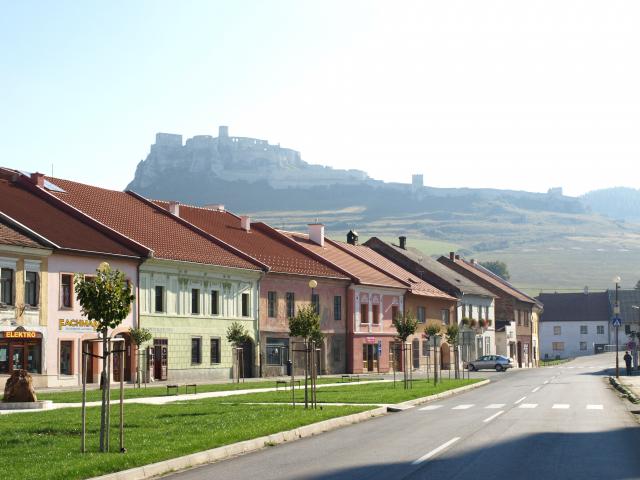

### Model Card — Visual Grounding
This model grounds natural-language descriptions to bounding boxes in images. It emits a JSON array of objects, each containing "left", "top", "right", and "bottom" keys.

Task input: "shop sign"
[
  {"left": 1, "top": 330, "right": 40, "bottom": 339},
  {"left": 58, "top": 319, "right": 99, "bottom": 332},
  {"left": 366, "top": 336, "right": 376, "bottom": 344}
]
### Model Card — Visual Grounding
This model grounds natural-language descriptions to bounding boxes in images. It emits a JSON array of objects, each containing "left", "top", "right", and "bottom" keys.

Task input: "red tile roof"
[
  {"left": 0, "top": 178, "right": 141, "bottom": 257},
  {"left": 439, "top": 256, "right": 536, "bottom": 304},
  {"left": 153, "top": 201, "right": 349, "bottom": 279},
  {"left": 280, "top": 231, "right": 407, "bottom": 289},
  {"left": 37, "top": 176, "right": 263, "bottom": 270},
  {"left": 0, "top": 219, "right": 46, "bottom": 249},
  {"left": 335, "top": 242, "right": 455, "bottom": 300}
]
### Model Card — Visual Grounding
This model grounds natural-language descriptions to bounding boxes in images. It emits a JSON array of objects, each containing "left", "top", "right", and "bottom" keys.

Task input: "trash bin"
[{"left": 286, "top": 360, "right": 292, "bottom": 376}]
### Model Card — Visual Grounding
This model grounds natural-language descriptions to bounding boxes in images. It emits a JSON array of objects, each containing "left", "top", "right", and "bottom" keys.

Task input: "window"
[
  {"left": 477, "top": 306, "right": 483, "bottom": 321},
  {"left": 461, "top": 304, "right": 467, "bottom": 319},
  {"left": 333, "top": 340, "right": 341, "bottom": 362},
  {"left": 360, "top": 303, "right": 368, "bottom": 323},
  {"left": 417, "top": 306, "right": 426, "bottom": 323},
  {"left": 241, "top": 293, "right": 250, "bottom": 317},
  {"left": 485, "top": 306, "right": 490, "bottom": 320},
  {"left": 154, "top": 286, "right": 164, "bottom": 313},
  {"left": 210, "top": 338, "right": 221, "bottom": 364},
  {"left": 524, "top": 313, "right": 529, "bottom": 327},
  {"left": 553, "top": 326, "right": 561, "bottom": 335},
  {"left": 580, "top": 325, "right": 588, "bottom": 335},
  {"left": 266, "top": 338, "right": 288, "bottom": 366},
  {"left": 552, "top": 342, "right": 565, "bottom": 352},
  {"left": 580, "top": 341, "right": 587, "bottom": 351},
  {"left": 441, "top": 309, "right": 450, "bottom": 324},
  {"left": 625, "top": 324, "right": 631, "bottom": 335},
  {"left": 422, "top": 340, "right": 429, "bottom": 357},
  {"left": 191, "top": 337, "right": 202, "bottom": 364},
  {"left": 0, "top": 268, "right": 13, "bottom": 305},
  {"left": 267, "top": 291, "right": 277, "bottom": 318},
  {"left": 24, "top": 271, "right": 38, "bottom": 307},
  {"left": 391, "top": 305, "right": 399, "bottom": 322},
  {"left": 286, "top": 292, "right": 295, "bottom": 318},
  {"left": 485, "top": 336, "right": 491, "bottom": 355},
  {"left": 60, "top": 273, "right": 73, "bottom": 308},
  {"left": 597, "top": 325, "right": 605, "bottom": 335},
  {"left": 211, "top": 290, "right": 220, "bottom": 315},
  {"left": 191, "top": 289, "right": 200, "bottom": 314},
  {"left": 517, "top": 310, "right": 522, "bottom": 326},
  {"left": 372, "top": 304, "right": 380, "bottom": 325},
  {"left": 311, "top": 294, "right": 320, "bottom": 314},
  {"left": 60, "top": 341, "right": 73, "bottom": 375},
  {"left": 334, "top": 296, "right": 342, "bottom": 321}
]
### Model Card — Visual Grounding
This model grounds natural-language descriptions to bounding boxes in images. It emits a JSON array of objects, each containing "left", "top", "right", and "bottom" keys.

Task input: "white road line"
[
  {"left": 552, "top": 404, "right": 570, "bottom": 409},
  {"left": 412, "top": 437, "right": 461, "bottom": 465},
  {"left": 543, "top": 380, "right": 549, "bottom": 384},
  {"left": 486, "top": 404, "right": 506, "bottom": 409},
  {"left": 514, "top": 396, "right": 526, "bottom": 404},
  {"left": 483, "top": 411, "right": 504, "bottom": 423},
  {"left": 452, "top": 404, "right": 474, "bottom": 410},
  {"left": 586, "top": 404, "right": 603, "bottom": 410},
  {"left": 531, "top": 386, "right": 541, "bottom": 393},
  {"left": 419, "top": 405, "right": 443, "bottom": 411},
  {"left": 519, "top": 403, "right": 538, "bottom": 409}
]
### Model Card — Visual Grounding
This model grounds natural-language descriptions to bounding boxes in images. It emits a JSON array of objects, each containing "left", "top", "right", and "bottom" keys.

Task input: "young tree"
[
  {"left": 480, "top": 260, "right": 510, "bottom": 281},
  {"left": 226, "top": 322, "right": 250, "bottom": 381},
  {"left": 425, "top": 321, "right": 443, "bottom": 384},
  {"left": 289, "top": 304, "right": 323, "bottom": 408},
  {"left": 446, "top": 323, "right": 460, "bottom": 379},
  {"left": 392, "top": 311, "right": 417, "bottom": 388},
  {"left": 75, "top": 263, "right": 135, "bottom": 453},
  {"left": 129, "top": 327, "right": 152, "bottom": 387}
]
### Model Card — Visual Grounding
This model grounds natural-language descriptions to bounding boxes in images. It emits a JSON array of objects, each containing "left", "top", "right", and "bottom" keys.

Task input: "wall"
[{"left": 540, "top": 321, "right": 610, "bottom": 359}]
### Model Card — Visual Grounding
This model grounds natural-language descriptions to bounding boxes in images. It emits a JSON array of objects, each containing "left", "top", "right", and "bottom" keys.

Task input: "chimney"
[
  {"left": 204, "top": 204, "right": 225, "bottom": 212},
  {"left": 449, "top": 251, "right": 455, "bottom": 261},
  {"left": 347, "top": 229, "right": 359, "bottom": 246},
  {"left": 240, "top": 215, "right": 251, "bottom": 232},
  {"left": 455, "top": 254, "right": 460, "bottom": 260},
  {"left": 309, "top": 224, "right": 325, "bottom": 246},
  {"left": 30, "top": 172, "right": 45, "bottom": 187},
  {"left": 471, "top": 258, "right": 477, "bottom": 265},
  {"left": 399, "top": 236, "right": 407, "bottom": 250},
  {"left": 168, "top": 201, "right": 180, "bottom": 217}
]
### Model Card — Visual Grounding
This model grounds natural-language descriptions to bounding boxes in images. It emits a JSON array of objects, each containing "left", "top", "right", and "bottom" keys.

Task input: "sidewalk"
[{"left": 618, "top": 375, "right": 640, "bottom": 398}]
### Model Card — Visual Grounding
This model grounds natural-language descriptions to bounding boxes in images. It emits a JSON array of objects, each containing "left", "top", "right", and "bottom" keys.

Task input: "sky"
[{"left": 1, "top": 1, "right": 640, "bottom": 197}]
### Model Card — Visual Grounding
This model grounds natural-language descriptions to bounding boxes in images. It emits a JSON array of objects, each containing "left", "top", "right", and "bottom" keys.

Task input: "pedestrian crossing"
[
  {"left": 418, "top": 403, "right": 605, "bottom": 412},
  {"left": 547, "top": 365, "right": 609, "bottom": 370}
]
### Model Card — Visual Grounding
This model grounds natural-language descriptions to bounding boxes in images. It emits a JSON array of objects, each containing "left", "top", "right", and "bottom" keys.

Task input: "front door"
[
  {"left": 82, "top": 341, "right": 95, "bottom": 383},
  {"left": 517, "top": 341, "right": 523, "bottom": 368},
  {"left": 153, "top": 339, "right": 168, "bottom": 380},
  {"left": 362, "top": 344, "right": 378, "bottom": 372}
]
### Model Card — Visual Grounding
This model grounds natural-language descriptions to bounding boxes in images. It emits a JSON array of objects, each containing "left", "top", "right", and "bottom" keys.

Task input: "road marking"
[
  {"left": 486, "top": 404, "right": 506, "bottom": 409},
  {"left": 552, "top": 404, "right": 570, "bottom": 409},
  {"left": 543, "top": 380, "right": 549, "bottom": 384},
  {"left": 452, "top": 404, "right": 474, "bottom": 410},
  {"left": 531, "top": 386, "right": 541, "bottom": 393},
  {"left": 412, "top": 437, "right": 461, "bottom": 465},
  {"left": 514, "top": 396, "right": 526, "bottom": 404},
  {"left": 419, "top": 405, "right": 443, "bottom": 411},
  {"left": 483, "top": 411, "right": 504, "bottom": 423},
  {"left": 586, "top": 404, "right": 603, "bottom": 410},
  {"left": 519, "top": 403, "right": 538, "bottom": 409}
]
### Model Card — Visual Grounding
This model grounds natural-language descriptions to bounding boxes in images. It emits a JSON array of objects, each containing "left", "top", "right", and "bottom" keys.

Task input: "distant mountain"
[{"left": 581, "top": 187, "right": 640, "bottom": 221}]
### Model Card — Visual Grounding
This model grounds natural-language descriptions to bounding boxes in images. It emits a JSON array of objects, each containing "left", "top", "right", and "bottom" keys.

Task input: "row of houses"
[
  {"left": 537, "top": 289, "right": 640, "bottom": 359},
  {"left": 0, "top": 168, "right": 542, "bottom": 388}
]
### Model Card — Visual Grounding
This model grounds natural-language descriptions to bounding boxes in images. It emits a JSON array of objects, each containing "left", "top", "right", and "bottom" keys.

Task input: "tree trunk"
[{"left": 99, "top": 328, "right": 108, "bottom": 452}]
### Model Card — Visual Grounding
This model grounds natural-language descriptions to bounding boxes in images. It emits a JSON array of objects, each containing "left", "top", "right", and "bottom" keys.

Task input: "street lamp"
[
  {"left": 614, "top": 276, "right": 621, "bottom": 378},
  {"left": 308, "top": 279, "right": 318, "bottom": 313}
]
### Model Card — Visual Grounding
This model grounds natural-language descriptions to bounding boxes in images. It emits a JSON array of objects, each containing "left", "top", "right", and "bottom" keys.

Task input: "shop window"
[
  {"left": 210, "top": 338, "right": 221, "bottom": 364},
  {"left": 286, "top": 292, "right": 295, "bottom": 318},
  {"left": 24, "top": 271, "right": 38, "bottom": 307},
  {"left": 0, "top": 344, "right": 8, "bottom": 373},
  {"left": 372, "top": 304, "right": 380, "bottom": 325},
  {"left": 191, "top": 288, "right": 200, "bottom": 315},
  {"left": 60, "top": 273, "right": 73, "bottom": 308},
  {"left": 154, "top": 286, "right": 164, "bottom": 313},
  {"left": 1, "top": 268, "right": 14, "bottom": 305},
  {"left": 266, "top": 338, "right": 289, "bottom": 366},
  {"left": 191, "top": 337, "right": 202, "bottom": 364},
  {"left": 241, "top": 293, "right": 250, "bottom": 317},
  {"left": 211, "top": 290, "right": 220, "bottom": 315},
  {"left": 60, "top": 341, "right": 73, "bottom": 375},
  {"left": 334, "top": 296, "right": 342, "bottom": 321},
  {"left": 268, "top": 291, "right": 277, "bottom": 318}
]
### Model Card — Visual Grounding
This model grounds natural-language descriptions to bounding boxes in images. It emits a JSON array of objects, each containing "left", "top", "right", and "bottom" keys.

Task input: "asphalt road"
[{"left": 164, "top": 354, "right": 640, "bottom": 480}]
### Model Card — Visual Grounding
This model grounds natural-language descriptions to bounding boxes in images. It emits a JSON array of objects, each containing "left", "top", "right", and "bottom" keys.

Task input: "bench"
[
  {"left": 341, "top": 374, "right": 360, "bottom": 383},
  {"left": 185, "top": 383, "right": 197, "bottom": 394},
  {"left": 166, "top": 384, "right": 179, "bottom": 395},
  {"left": 275, "top": 379, "right": 302, "bottom": 391}
]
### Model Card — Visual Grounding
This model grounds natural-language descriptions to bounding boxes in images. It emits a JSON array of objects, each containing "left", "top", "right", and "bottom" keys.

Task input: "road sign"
[
  {"left": 612, "top": 316, "right": 622, "bottom": 327},
  {"left": 377, "top": 340, "right": 382, "bottom": 355}
]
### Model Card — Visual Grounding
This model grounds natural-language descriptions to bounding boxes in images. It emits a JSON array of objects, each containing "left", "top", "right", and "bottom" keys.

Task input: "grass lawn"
[
  {"left": 539, "top": 358, "right": 572, "bottom": 367},
  {"left": 217, "top": 378, "right": 482, "bottom": 405},
  {"left": 38, "top": 377, "right": 383, "bottom": 403},
  {"left": 0, "top": 401, "right": 369, "bottom": 480}
]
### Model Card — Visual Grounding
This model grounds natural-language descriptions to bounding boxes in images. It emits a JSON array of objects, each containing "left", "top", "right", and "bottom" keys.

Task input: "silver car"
[{"left": 467, "top": 355, "right": 513, "bottom": 372}]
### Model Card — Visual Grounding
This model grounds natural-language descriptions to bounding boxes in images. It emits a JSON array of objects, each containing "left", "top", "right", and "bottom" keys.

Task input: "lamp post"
[{"left": 614, "top": 276, "right": 621, "bottom": 378}]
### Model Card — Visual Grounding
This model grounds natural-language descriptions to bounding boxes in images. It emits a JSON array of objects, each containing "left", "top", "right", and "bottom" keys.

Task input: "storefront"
[{"left": 0, "top": 327, "right": 43, "bottom": 375}]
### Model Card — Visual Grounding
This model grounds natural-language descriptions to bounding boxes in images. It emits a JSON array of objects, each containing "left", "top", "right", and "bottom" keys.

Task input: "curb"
[
  {"left": 609, "top": 376, "right": 640, "bottom": 404},
  {"left": 88, "top": 406, "right": 387, "bottom": 480}
]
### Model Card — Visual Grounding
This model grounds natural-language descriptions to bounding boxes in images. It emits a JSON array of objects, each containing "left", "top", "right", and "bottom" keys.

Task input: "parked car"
[{"left": 467, "top": 355, "right": 513, "bottom": 372}]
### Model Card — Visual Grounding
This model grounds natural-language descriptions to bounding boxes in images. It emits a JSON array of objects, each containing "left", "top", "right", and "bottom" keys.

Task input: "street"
[{"left": 163, "top": 353, "right": 640, "bottom": 480}]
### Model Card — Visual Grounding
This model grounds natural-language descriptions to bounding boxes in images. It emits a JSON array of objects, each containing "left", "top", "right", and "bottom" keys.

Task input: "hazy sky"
[{"left": 2, "top": 1, "right": 639, "bottom": 197}]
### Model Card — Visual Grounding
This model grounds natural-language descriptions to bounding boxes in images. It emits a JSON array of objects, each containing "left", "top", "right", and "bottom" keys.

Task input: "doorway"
[
  {"left": 517, "top": 341, "right": 523, "bottom": 368},
  {"left": 241, "top": 338, "right": 254, "bottom": 378},
  {"left": 153, "top": 338, "right": 168, "bottom": 381},
  {"left": 440, "top": 342, "right": 451, "bottom": 370},
  {"left": 362, "top": 344, "right": 378, "bottom": 372},
  {"left": 113, "top": 333, "right": 132, "bottom": 382},
  {"left": 81, "top": 340, "right": 95, "bottom": 383}
]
